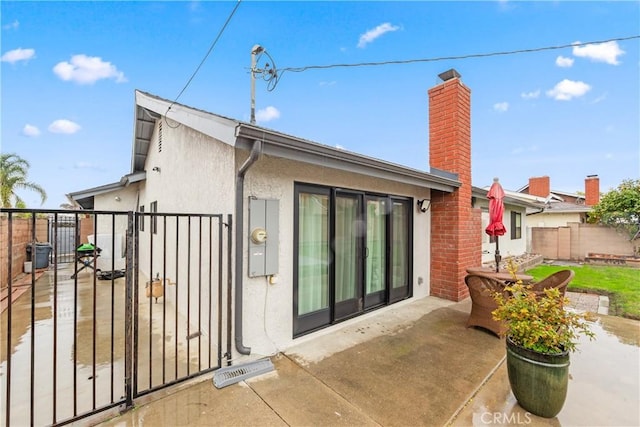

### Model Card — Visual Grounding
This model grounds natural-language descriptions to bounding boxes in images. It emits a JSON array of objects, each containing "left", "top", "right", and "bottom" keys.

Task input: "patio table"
[{"left": 465, "top": 267, "right": 533, "bottom": 284}]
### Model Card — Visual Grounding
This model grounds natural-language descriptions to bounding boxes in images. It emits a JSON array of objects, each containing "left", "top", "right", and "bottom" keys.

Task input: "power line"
[
  {"left": 273, "top": 35, "right": 639, "bottom": 87},
  {"left": 165, "top": 0, "right": 242, "bottom": 120}
]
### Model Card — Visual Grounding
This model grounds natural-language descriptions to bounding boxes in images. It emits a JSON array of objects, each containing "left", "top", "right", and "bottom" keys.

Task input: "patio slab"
[{"left": 95, "top": 296, "right": 639, "bottom": 427}]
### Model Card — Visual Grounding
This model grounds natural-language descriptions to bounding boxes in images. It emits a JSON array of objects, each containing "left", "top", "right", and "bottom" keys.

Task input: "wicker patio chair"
[
  {"left": 464, "top": 274, "right": 509, "bottom": 337},
  {"left": 530, "top": 269, "right": 574, "bottom": 299}
]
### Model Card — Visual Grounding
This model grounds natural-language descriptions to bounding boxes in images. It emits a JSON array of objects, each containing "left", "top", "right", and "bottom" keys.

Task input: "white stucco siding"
[
  {"left": 140, "top": 123, "right": 235, "bottom": 215},
  {"left": 529, "top": 212, "right": 583, "bottom": 228},
  {"left": 135, "top": 122, "right": 236, "bottom": 341},
  {"left": 480, "top": 203, "right": 529, "bottom": 264},
  {"left": 91, "top": 185, "right": 139, "bottom": 270},
  {"left": 240, "top": 154, "right": 431, "bottom": 354}
]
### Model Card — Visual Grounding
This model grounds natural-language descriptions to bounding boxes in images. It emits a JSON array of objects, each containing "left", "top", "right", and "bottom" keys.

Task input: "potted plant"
[{"left": 492, "top": 264, "right": 595, "bottom": 418}]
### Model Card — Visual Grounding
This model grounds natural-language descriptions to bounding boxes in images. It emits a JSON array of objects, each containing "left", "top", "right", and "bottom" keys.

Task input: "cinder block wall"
[{"left": 531, "top": 223, "right": 635, "bottom": 260}]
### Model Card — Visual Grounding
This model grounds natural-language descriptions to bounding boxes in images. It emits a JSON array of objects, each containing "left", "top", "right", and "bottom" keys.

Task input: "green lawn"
[{"left": 525, "top": 264, "right": 640, "bottom": 320}]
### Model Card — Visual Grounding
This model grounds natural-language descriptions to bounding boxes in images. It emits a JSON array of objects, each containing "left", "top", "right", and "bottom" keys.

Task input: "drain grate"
[{"left": 213, "top": 358, "right": 274, "bottom": 388}]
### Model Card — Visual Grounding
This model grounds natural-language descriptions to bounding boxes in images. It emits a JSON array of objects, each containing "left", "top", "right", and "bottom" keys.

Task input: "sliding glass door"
[
  {"left": 334, "top": 191, "right": 362, "bottom": 320},
  {"left": 364, "top": 196, "right": 387, "bottom": 308},
  {"left": 294, "top": 184, "right": 412, "bottom": 337},
  {"left": 390, "top": 200, "right": 411, "bottom": 302},
  {"left": 294, "top": 186, "right": 330, "bottom": 334}
]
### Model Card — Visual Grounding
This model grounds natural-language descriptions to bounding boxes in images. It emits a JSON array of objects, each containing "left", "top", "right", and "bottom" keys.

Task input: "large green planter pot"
[{"left": 506, "top": 336, "right": 570, "bottom": 418}]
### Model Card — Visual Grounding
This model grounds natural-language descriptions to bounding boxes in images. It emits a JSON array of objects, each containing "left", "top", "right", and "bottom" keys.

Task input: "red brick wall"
[
  {"left": 428, "top": 74, "right": 480, "bottom": 301},
  {"left": 79, "top": 215, "right": 94, "bottom": 244},
  {"left": 528, "top": 176, "right": 550, "bottom": 198},
  {"left": 585, "top": 175, "right": 600, "bottom": 206},
  {"left": 0, "top": 216, "right": 48, "bottom": 288}
]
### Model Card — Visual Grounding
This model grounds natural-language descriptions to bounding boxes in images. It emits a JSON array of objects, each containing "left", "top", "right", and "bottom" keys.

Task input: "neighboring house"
[
  {"left": 517, "top": 175, "right": 600, "bottom": 227},
  {"left": 471, "top": 186, "right": 543, "bottom": 264},
  {"left": 69, "top": 70, "right": 531, "bottom": 358}
]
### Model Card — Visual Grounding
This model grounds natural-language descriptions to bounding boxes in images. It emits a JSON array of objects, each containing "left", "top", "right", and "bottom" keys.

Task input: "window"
[
  {"left": 150, "top": 201, "right": 158, "bottom": 234},
  {"left": 293, "top": 183, "right": 412, "bottom": 337},
  {"left": 511, "top": 211, "right": 522, "bottom": 239}
]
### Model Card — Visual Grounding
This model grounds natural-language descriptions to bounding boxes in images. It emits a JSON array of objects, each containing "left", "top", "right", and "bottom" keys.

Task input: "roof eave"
[{"left": 236, "top": 124, "right": 461, "bottom": 192}]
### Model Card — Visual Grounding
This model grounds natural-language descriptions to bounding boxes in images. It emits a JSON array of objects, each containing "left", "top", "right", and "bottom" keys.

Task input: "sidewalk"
[{"left": 96, "top": 296, "right": 639, "bottom": 427}]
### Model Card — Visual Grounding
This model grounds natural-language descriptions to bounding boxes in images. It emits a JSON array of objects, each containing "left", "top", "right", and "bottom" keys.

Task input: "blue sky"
[{"left": 2, "top": 1, "right": 639, "bottom": 209}]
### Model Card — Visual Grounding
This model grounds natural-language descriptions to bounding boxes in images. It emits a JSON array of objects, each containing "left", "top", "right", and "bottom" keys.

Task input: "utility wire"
[
  {"left": 271, "top": 35, "right": 639, "bottom": 89},
  {"left": 164, "top": 0, "right": 242, "bottom": 126}
]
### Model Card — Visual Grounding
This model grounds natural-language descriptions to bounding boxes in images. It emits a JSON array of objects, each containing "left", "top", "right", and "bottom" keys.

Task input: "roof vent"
[{"left": 438, "top": 69, "right": 461, "bottom": 82}]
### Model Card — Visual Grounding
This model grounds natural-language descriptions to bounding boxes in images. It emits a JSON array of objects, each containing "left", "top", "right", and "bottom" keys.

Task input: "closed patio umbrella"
[{"left": 486, "top": 177, "right": 506, "bottom": 272}]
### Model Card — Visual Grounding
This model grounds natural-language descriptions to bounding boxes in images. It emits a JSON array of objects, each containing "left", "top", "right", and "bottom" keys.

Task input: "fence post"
[{"left": 123, "top": 211, "right": 135, "bottom": 410}]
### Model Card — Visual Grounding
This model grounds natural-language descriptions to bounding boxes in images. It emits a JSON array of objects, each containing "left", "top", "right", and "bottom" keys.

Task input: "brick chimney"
[
  {"left": 528, "top": 176, "right": 550, "bottom": 198},
  {"left": 428, "top": 69, "right": 480, "bottom": 302},
  {"left": 585, "top": 175, "right": 600, "bottom": 206}
]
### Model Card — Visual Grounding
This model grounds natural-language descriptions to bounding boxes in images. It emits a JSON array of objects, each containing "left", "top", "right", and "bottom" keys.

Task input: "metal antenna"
[{"left": 250, "top": 45, "right": 264, "bottom": 124}]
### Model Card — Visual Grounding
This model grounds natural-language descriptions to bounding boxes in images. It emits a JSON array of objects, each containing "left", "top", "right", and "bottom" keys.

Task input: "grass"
[{"left": 525, "top": 264, "right": 640, "bottom": 320}]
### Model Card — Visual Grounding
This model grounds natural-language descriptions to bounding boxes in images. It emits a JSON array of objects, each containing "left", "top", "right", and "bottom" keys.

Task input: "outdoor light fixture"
[
  {"left": 152, "top": 166, "right": 161, "bottom": 172},
  {"left": 417, "top": 199, "right": 431, "bottom": 213}
]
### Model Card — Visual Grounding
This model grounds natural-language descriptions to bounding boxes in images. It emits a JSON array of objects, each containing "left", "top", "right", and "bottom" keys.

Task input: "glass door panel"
[
  {"left": 294, "top": 189, "right": 330, "bottom": 335},
  {"left": 390, "top": 200, "right": 411, "bottom": 302},
  {"left": 334, "top": 192, "right": 362, "bottom": 320},
  {"left": 365, "top": 197, "right": 387, "bottom": 308}
]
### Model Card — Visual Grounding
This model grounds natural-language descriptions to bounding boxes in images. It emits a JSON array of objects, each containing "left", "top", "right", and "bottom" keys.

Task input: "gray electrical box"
[{"left": 248, "top": 198, "right": 279, "bottom": 277}]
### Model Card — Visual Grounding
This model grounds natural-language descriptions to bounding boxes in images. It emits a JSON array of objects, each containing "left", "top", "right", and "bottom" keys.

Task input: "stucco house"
[
  {"left": 69, "top": 69, "right": 539, "bottom": 358},
  {"left": 471, "top": 186, "right": 542, "bottom": 265}
]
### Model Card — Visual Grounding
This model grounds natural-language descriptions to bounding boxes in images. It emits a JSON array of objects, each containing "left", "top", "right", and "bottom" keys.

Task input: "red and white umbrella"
[{"left": 486, "top": 178, "right": 506, "bottom": 272}]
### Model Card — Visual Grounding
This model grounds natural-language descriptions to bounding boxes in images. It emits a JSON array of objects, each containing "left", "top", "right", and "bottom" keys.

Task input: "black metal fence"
[
  {"left": 48, "top": 214, "right": 77, "bottom": 264},
  {"left": 1, "top": 209, "right": 232, "bottom": 426}
]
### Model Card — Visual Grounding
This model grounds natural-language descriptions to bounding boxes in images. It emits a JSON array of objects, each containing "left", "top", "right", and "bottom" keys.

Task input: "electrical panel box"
[{"left": 248, "top": 198, "right": 279, "bottom": 277}]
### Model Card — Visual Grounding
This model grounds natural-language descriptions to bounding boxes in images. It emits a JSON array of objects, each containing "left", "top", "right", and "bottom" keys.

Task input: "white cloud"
[
  {"left": 53, "top": 54, "right": 127, "bottom": 84},
  {"left": 22, "top": 124, "right": 41, "bottom": 137},
  {"left": 521, "top": 90, "right": 540, "bottom": 100},
  {"left": 590, "top": 92, "right": 608, "bottom": 104},
  {"left": 493, "top": 102, "right": 509, "bottom": 112},
  {"left": 497, "top": 0, "right": 516, "bottom": 11},
  {"left": 546, "top": 79, "right": 591, "bottom": 101},
  {"left": 2, "top": 20, "right": 19, "bottom": 30},
  {"left": 357, "top": 23, "right": 400, "bottom": 48},
  {"left": 572, "top": 41, "right": 625, "bottom": 65},
  {"left": 1, "top": 48, "right": 35, "bottom": 64},
  {"left": 555, "top": 56, "right": 574, "bottom": 68},
  {"left": 48, "top": 119, "right": 81, "bottom": 134},
  {"left": 255, "top": 106, "right": 280, "bottom": 123}
]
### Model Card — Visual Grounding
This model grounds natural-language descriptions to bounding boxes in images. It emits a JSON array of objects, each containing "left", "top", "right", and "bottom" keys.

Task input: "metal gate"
[{"left": 1, "top": 209, "right": 233, "bottom": 426}]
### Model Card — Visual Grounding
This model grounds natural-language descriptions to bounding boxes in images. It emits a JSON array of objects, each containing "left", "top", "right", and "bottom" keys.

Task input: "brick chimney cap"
[
  {"left": 586, "top": 174, "right": 599, "bottom": 178},
  {"left": 438, "top": 69, "right": 461, "bottom": 82}
]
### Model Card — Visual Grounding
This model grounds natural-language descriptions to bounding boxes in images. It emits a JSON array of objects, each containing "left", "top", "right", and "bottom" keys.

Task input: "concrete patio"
[{"left": 94, "top": 294, "right": 639, "bottom": 427}]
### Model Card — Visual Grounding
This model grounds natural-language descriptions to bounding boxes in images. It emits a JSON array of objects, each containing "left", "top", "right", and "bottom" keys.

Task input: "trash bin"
[{"left": 26, "top": 243, "right": 53, "bottom": 269}]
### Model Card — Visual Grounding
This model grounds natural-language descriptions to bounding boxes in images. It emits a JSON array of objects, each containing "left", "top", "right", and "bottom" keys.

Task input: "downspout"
[{"left": 234, "top": 138, "right": 263, "bottom": 355}]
